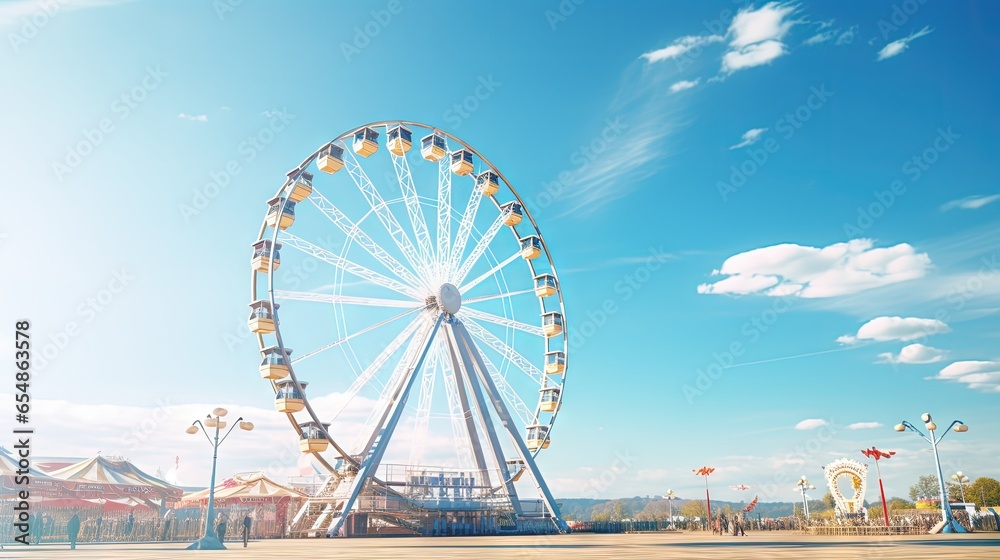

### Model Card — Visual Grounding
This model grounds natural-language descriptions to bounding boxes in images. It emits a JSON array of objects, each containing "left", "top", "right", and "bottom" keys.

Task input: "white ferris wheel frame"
[{"left": 249, "top": 121, "right": 569, "bottom": 534}]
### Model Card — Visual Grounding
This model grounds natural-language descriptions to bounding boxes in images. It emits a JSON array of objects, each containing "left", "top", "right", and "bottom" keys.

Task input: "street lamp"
[
  {"left": 861, "top": 446, "right": 896, "bottom": 527},
  {"left": 663, "top": 489, "right": 676, "bottom": 530},
  {"left": 795, "top": 476, "right": 815, "bottom": 519},
  {"left": 893, "top": 412, "right": 969, "bottom": 533},
  {"left": 692, "top": 467, "right": 715, "bottom": 531},
  {"left": 951, "top": 471, "right": 970, "bottom": 504},
  {"left": 185, "top": 407, "right": 254, "bottom": 550}
]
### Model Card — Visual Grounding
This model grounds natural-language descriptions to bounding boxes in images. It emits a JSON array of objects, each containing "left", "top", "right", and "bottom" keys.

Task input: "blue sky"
[{"left": 2, "top": 0, "right": 999, "bottom": 505}]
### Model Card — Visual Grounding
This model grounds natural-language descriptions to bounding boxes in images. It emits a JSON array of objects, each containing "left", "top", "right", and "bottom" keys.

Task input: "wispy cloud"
[
  {"left": 795, "top": 418, "right": 828, "bottom": 430},
  {"left": 847, "top": 422, "right": 883, "bottom": 430},
  {"left": 877, "top": 26, "right": 933, "bottom": 61},
  {"left": 941, "top": 194, "right": 1000, "bottom": 211},
  {"left": 178, "top": 113, "right": 208, "bottom": 122},
  {"left": 729, "top": 127, "right": 768, "bottom": 149},
  {"left": 641, "top": 34, "right": 724, "bottom": 63},
  {"left": 0, "top": 0, "right": 134, "bottom": 26},
  {"left": 669, "top": 78, "right": 700, "bottom": 93},
  {"left": 934, "top": 360, "right": 1000, "bottom": 393}
]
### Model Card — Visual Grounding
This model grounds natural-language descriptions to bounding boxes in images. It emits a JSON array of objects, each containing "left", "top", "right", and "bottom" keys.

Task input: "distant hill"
[{"left": 556, "top": 496, "right": 820, "bottom": 521}]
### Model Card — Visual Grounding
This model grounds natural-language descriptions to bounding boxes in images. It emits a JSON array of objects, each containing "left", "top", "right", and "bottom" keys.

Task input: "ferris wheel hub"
[{"left": 436, "top": 283, "right": 462, "bottom": 315}]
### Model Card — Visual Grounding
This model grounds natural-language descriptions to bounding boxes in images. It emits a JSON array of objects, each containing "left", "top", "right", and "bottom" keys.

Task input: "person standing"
[
  {"left": 242, "top": 513, "right": 252, "bottom": 547},
  {"left": 216, "top": 513, "right": 228, "bottom": 543},
  {"left": 124, "top": 512, "right": 134, "bottom": 540},
  {"left": 161, "top": 509, "right": 175, "bottom": 541},
  {"left": 67, "top": 513, "right": 81, "bottom": 550}
]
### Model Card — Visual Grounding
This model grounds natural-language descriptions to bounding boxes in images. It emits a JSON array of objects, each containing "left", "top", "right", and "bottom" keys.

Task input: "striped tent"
[
  {"left": 0, "top": 446, "right": 72, "bottom": 498},
  {"left": 45, "top": 456, "right": 182, "bottom": 506},
  {"left": 179, "top": 472, "right": 306, "bottom": 506}
]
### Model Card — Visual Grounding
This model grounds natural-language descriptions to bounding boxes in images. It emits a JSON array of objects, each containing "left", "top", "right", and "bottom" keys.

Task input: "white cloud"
[
  {"left": 804, "top": 30, "right": 836, "bottom": 45},
  {"left": 698, "top": 239, "right": 932, "bottom": 298},
  {"left": 722, "top": 2, "right": 798, "bottom": 73},
  {"left": 178, "top": 113, "right": 208, "bottom": 122},
  {"left": 730, "top": 127, "right": 768, "bottom": 149},
  {"left": 795, "top": 418, "right": 828, "bottom": 430},
  {"left": 836, "top": 26, "right": 858, "bottom": 45},
  {"left": 876, "top": 343, "right": 947, "bottom": 365},
  {"left": 877, "top": 26, "right": 933, "bottom": 61},
  {"left": 838, "top": 317, "right": 950, "bottom": 344},
  {"left": 941, "top": 194, "right": 1000, "bottom": 211},
  {"left": 641, "top": 34, "right": 724, "bottom": 63},
  {"left": 669, "top": 78, "right": 700, "bottom": 93},
  {"left": 847, "top": 422, "right": 884, "bottom": 430},
  {"left": 935, "top": 360, "right": 1000, "bottom": 393}
]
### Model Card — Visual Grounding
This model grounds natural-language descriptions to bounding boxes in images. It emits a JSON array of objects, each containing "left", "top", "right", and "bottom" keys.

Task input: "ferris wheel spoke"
[
  {"left": 342, "top": 148, "right": 432, "bottom": 283},
  {"left": 305, "top": 187, "right": 426, "bottom": 290},
  {"left": 353, "top": 315, "right": 439, "bottom": 456},
  {"left": 437, "top": 345, "right": 476, "bottom": 469},
  {"left": 452, "top": 206, "right": 512, "bottom": 286},
  {"left": 388, "top": 143, "right": 435, "bottom": 269},
  {"left": 407, "top": 344, "right": 439, "bottom": 467},
  {"left": 292, "top": 306, "right": 424, "bottom": 366},
  {"left": 274, "top": 290, "right": 420, "bottom": 309},
  {"left": 464, "top": 289, "right": 534, "bottom": 305},
  {"left": 459, "top": 307, "right": 545, "bottom": 338},
  {"left": 278, "top": 232, "right": 424, "bottom": 300},
  {"left": 447, "top": 172, "right": 484, "bottom": 279},
  {"left": 459, "top": 252, "right": 521, "bottom": 294},
  {"left": 436, "top": 155, "right": 452, "bottom": 283},
  {"left": 474, "top": 345, "right": 536, "bottom": 428},
  {"left": 329, "top": 314, "right": 428, "bottom": 423},
  {"left": 462, "top": 318, "right": 545, "bottom": 386}
]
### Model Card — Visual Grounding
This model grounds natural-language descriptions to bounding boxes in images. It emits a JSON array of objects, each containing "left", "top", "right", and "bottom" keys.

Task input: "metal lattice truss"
[{"left": 248, "top": 121, "right": 569, "bottom": 536}]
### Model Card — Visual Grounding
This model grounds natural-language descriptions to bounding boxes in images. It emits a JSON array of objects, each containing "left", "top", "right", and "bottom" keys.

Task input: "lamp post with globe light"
[
  {"left": 951, "top": 472, "right": 970, "bottom": 504},
  {"left": 894, "top": 412, "right": 969, "bottom": 534},
  {"left": 184, "top": 407, "right": 254, "bottom": 550},
  {"left": 795, "top": 476, "right": 815, "bottom": 519},
  {"left": 663, "top": 489, "right": 676, "bottom": 529}
]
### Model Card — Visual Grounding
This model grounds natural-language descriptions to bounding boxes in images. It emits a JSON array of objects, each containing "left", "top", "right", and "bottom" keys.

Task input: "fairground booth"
[{"left": 177, "top": 472, "right": 306, "bottom": 539}]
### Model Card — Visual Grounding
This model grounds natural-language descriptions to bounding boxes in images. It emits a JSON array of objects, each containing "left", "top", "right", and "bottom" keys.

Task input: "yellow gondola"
[
  {"left": 259, "top": 346, "right": 291, "bottom": 380},
  {"left": 251, "top": 239, "right": 281, "bottom": 273},
  {"left": 420, "top": 132, "right": 447, "bottom": 162},
  {"left": 387, "top": 124, "right": 412, "bottom": 156},
  {"left": 265, "top": 196, "right": 295, "bottom": 230},
  {"left": 275, "top": 380, "right": 306, "bottom": 413},
  {"left": 353, "top": 127, "right": 379, "bottom": 157},
  {"left": 317, "top": 143, "right": 345, "bottom": 174},
  {"left": 248, "top": 300, "right": 278, "bottom": 334}
]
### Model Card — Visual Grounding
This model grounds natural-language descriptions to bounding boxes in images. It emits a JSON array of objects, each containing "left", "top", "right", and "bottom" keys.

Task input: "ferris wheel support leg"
[
  {"left": 442, "top": 334, "right": 491, "bottom": 477},
  {"left": 452, "top": 320, "right": 569, "bottom": 534},
  {"left": 445, "top": 320, "right": 524, "bottom": 518},
  {"left": 325, "top": 314, "right": 444, "bottom": 538}
]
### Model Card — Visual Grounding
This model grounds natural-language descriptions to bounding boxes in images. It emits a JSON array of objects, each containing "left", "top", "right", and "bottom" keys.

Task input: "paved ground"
[{"left": 3, "top": 532, "right": 1000, "bottom": 560}]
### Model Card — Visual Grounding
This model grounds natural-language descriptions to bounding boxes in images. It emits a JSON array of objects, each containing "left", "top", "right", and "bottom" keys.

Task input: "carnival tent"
[
  {"left": 179, "top": 472, "right": 306, "bottom": 506},
  {"left": 45, "top": 456, "right": 183, "bottom": 506},
  {"left": 0, "top": 446, "right": 74, "bottom": 499}
]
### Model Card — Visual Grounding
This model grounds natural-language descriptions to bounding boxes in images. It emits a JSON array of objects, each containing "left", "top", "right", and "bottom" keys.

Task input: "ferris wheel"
[{"left": 248, "top": 121, "right": 568, "bottom": 536}]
